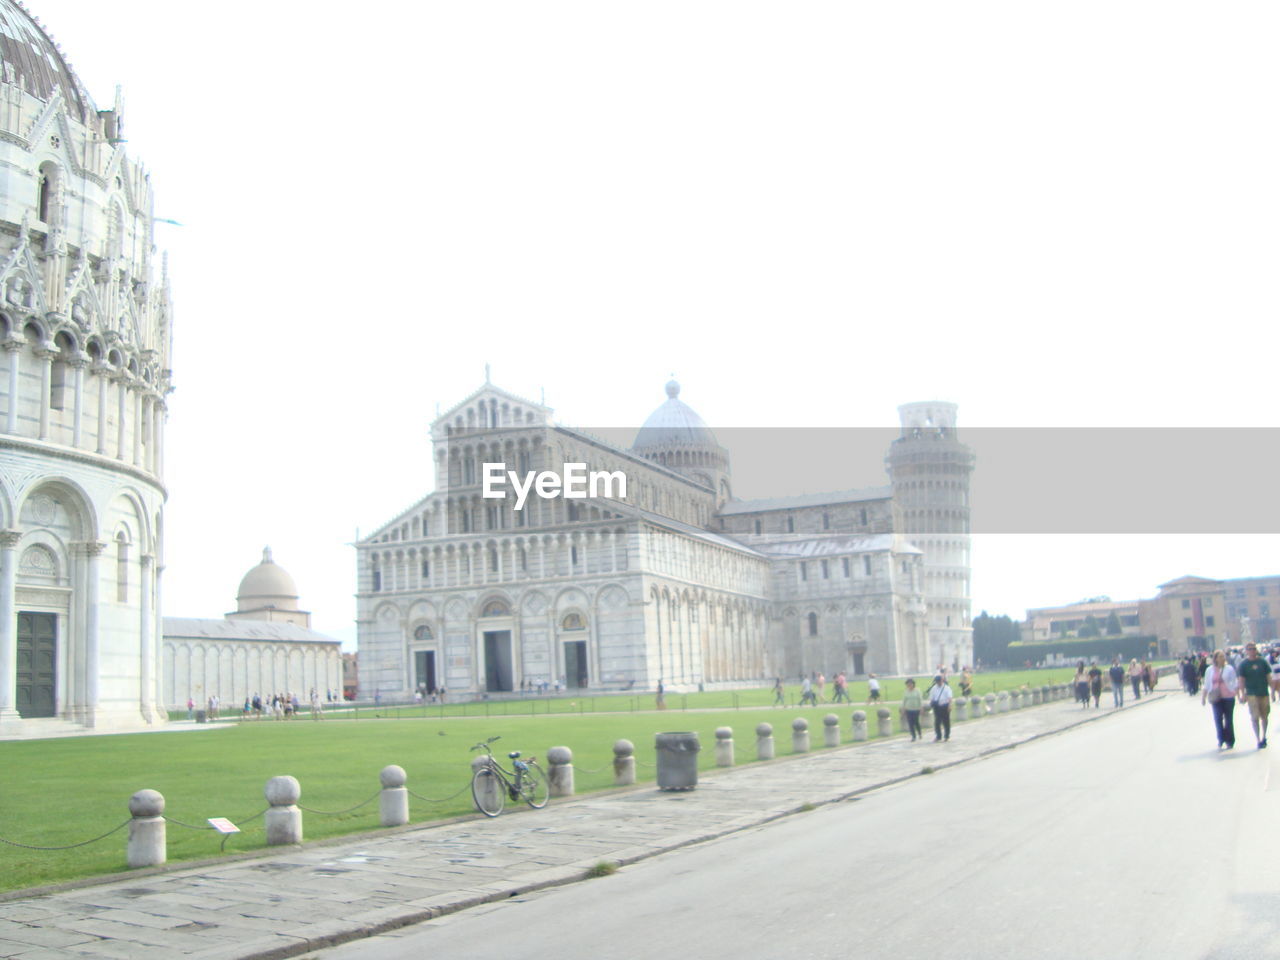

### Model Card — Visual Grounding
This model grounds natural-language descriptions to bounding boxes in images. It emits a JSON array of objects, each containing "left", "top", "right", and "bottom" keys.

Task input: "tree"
[
  {"left": 1079, "top": 615, "right": 1102, "bottom": 638},
  {"left": 1105, "top": 611, "right": 1123, "bottom": 636},
  {"left": 973, "top": 611, "right": 1022, "bottom": 667}
]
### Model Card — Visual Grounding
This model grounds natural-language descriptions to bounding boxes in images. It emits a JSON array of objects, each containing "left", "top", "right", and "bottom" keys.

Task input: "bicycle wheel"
[
  {"left": 471, "top": 767, "right": 504, "bottom": 817},
  {"left": 520, "top": 761, "right": 550, "bottom": 809}
]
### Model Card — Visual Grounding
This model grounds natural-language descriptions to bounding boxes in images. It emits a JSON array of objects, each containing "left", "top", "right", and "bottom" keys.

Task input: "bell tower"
[{"left": 885, "top": 402, "right": 975, "bottom": 670}]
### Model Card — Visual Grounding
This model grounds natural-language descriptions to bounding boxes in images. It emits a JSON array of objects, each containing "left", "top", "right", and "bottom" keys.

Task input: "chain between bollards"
[{"left": 0, "top": 820, "right": 131, "bottom": 850}]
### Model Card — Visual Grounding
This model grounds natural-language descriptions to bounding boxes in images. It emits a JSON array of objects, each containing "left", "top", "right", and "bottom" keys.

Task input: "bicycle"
[{"left": 469, "top": 736, "right": 550, "bottom": 817}]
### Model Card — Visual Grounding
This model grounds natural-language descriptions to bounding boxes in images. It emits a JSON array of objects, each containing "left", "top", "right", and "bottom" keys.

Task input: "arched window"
[
  {"left": 481, "top": 599, "right": 511, "bottom": 617},
  {"left": 561, "top": 612, "right": 585, "bottom": 631},
  {"left": 50, "top": 331, "right": 75, "bottom": 410},
  {"left": 413, "top": 625, "right": 432, "bottom": 641},
  {"left": 808, "top": 612, "right": 818, "bottom": 637},
  {"left": 115, "top": 533, "right": 129, "bottom": 603},
  {"left": 37, "top": 161, "right": 61, "bottom": 225}
]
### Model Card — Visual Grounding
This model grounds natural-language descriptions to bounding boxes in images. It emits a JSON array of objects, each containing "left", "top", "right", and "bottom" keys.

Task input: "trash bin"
[
  {"left": 655, "top": 731, "right": 700, "bottom": 790},
  {"left": 195, "top": 710, "right": 207, "bottom": 723}
]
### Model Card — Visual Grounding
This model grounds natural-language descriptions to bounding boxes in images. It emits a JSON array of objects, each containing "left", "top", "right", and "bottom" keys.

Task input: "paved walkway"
[{"left": 0, "top": 693, "right": 1167, "bottom": 960}]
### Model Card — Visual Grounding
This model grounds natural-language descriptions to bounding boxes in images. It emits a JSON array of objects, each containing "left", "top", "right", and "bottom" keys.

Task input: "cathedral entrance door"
[
  {"left": 852, "top": 652, "right": 865, "bottom": 675},
  {"left": 564, "top": 640, "right": 588, "bottom": 689},
  {"left": 414, "top": 650, "right": 437, "bottom": 695},
  {"left": 16, "top": 612, "right": 56, "bottom": 718},
  {"left": 483, "top": 631, "right": 513, "bottom": 692}
]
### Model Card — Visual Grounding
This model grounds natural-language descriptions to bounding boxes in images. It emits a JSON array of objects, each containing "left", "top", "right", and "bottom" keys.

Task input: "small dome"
[
  {"left": 633, "top": 380, "right": 720, "bottom": 450},
  {"left": 235, "top": 547, "right": 299, "bottom": 612}
]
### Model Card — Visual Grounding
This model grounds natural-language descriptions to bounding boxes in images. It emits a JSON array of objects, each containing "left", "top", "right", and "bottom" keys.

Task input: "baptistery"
[{"left": 0, "top": 1, "right": 173, "bottom": 733}]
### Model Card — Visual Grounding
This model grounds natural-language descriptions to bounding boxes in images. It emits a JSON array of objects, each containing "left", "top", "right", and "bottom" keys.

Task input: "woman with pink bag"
[{"left": 1201, "top": 649, "right": 1240, "bottom": 750}]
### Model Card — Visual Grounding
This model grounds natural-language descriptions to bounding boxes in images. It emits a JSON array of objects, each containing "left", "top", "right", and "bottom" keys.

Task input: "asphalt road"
[{"left": 314, "top": 693, "right": 1280, "bottom": 960}]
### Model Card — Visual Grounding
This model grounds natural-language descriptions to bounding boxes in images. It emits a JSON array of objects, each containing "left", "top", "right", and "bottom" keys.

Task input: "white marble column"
[
  {"left": 0, "top": 531, "right": 20, "bottom": 720},
  {"left": 152, "top": 400, "right": 165, "bottom": 476},
  {"left": 139, "top": 554, "right": 154, "bottom": 722},
  {"left": 82, "top": 541, "right": 105, "bottom": 727},
  {"left": 71, "top": 358, "right": 86, "bottom": 448},
  {"left": 115, "top": 374, "right": 128, "bottom": 460},
  {"left": 4, "top": 340, "right": 20, "bottom": 434},
  {"left": 95, "top": 365, "right": 109, "bottom": 454},
  {"left": 36, "top": 346, "right": 53, "bottom": 440},
  {"left": 132, "top": 387, "right": 143, "bottom": 466}
]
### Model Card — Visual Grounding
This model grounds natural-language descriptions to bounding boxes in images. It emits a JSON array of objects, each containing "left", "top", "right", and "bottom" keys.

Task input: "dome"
[
  {"left": 632, "top": 380, "right": 721, "bottom": 450},
  {"left": 0, "top": 4, "right": 94, "bottom": 122},
  {"left": 235, "top": 547, "right": 299, "bottom": 612}
]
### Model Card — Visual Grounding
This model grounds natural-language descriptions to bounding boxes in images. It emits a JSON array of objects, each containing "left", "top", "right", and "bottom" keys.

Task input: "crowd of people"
[
  {"left": 185, "top": 689, "right": 338, "bottom": 721},
  {"left": 1072, "top": 657, "right": 1158, "bottom": 709}
]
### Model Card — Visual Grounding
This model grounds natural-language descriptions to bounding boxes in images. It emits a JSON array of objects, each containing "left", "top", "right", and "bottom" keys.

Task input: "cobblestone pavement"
[{"left": 0, "top": 693, "right": 1166, "bottom": 960}]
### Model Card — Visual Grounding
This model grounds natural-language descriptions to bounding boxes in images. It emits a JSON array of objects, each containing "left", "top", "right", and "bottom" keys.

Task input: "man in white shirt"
[{"left": 928, "top": 675, "right": 953, "bottom": 742}]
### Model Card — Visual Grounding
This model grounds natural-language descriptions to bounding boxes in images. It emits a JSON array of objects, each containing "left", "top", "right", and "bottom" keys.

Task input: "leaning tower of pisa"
[{"left": 885, "top": 402, "right": 975, "bottom": 671}]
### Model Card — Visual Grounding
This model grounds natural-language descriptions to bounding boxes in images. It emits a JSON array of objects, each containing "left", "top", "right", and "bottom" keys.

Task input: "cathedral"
[
  {"left": 356, "top": 381, "right": 973, "bottom": 698},
  {"left": 0, "top": 3, "right": 172, "bottom": 734}
]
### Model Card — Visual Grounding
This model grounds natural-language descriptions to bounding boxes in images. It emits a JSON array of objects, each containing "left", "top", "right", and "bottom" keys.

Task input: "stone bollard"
[
  {"left": 379, "top": 765, "right": 409, "bottom": 827},
  {"left": 1055, "top": 684, "right": 1065, "bottom": 701},
  {"left": 264, "top": 776, "right": 303, "bottom": 846},
  {"left": 1042, "top": 685, "right": 1051, "bottom": 703},
  {"left": 756, "top": 722, "right": 775, "bottom": 760},
  {"left": 984, "top": 693, "right": 996, "bottom": 715},
  {"left": 876, "top": 707, "right": 892, "bottom": 737},
  {"left": 613, "top": 739, "right": 636, "bottom": 785},
  {"left": 126, "top": 789, "right": 166, "bottom": 868},
  {"left": 969, "top": 695, "right": 981, "bottom": 719},
  {"left": 715, "top": 727, "right": 735, "bottom": 767},
  {"left": 547, "top": 746, "right": 574, "bottom": 797},
  {"left": 1031, "top": 687, "right": 1042, "bottom": 705},
  {"left": 792, "top": 717, "right": 810, "bottom": 753},
  {"left": 823, "top": 713, "right": 840, "bottom": 748},
  {"left": 852, "top": 710, "right": 868, "bottom": 742},
  {"left": 998, "top": 691, "right": 1010, "bottom": 713},
  {"left": 953, "top": 698, "right": 967, "bottom": 722},
  {"left": 1010, "top": 690, "right": 1022, "bottom": 710}
]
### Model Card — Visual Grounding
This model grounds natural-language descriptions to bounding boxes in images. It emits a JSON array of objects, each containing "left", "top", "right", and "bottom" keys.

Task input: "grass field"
[{"left": 2, "top": 667, "right": 1099, "bottom": 893}]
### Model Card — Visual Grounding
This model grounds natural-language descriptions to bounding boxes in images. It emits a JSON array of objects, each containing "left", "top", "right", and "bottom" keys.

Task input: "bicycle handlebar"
[{"left": 469, "top": 735, "right": 502, "bottom": 751}]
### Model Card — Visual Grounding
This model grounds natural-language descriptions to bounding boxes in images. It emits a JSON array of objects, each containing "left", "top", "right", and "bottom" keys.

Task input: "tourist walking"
[
  {"left": 1202, "top": 649, "right": 1238, "bottom": 750},
  {"left": 1109, "top": 658, "right": 1126, "bottom": 707},
  {"left": 1074, "top": 662, "right": 1090, "bottom": 708},
  {"left": 800, "top": 675, "right": 817, "bottom": 706},
  {"left": 928, "top": 674, "right": 953, "bottom": 741},
  {"left": 1238, "top": 642, "right": 1271, "bottom": 749},
  {"left": 866, "top": 673, "right": 881, "bottom": 705},
  {"left": 959, "top": 667, "right": 973, "bottom": 698},
  {"left": 901, "top": 678, "right": 924, "bottom": 741},
  {"left": 773, "top": 677, "right": 785, "bottom": 706},
  {"left": 1088, "top": 662, "right": 1103, "bottom": 708},
  {"left": 831, "top": 672, "right": 849, "bottom": 703},
  {"left": 1128, "top": 659, "right": 1143, "bottom": 700},
  {"left": 656, "top": 680, "right": 666, "bottom": 710}
]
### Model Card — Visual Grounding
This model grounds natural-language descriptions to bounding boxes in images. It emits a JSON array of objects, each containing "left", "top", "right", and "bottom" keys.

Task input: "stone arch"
[{"left": 17, "top": 478, "right": 95, "bottom": 543}]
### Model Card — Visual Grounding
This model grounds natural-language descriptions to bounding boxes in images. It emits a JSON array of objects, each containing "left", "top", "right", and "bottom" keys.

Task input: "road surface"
[{"left": 316, "top": 693, "right": 1279, "bottom": 960}]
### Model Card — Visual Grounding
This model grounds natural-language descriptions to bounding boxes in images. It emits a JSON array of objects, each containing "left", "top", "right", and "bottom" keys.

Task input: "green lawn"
[{"left": 4, "top": 667, "right": 1086, "bottom": 893}]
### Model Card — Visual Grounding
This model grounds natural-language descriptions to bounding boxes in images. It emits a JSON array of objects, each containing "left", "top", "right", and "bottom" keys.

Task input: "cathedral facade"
[
  {"left": 0, "top": 4, "right": 172, "bottom": 734},
  {"left": 356, "top": 381, "right": 973, "bottom": 698}
]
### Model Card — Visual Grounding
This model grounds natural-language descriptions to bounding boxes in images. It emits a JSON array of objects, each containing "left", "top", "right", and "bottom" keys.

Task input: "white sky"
[{"left": 30, "top": 1, "right": 1280, "bottom": 647}]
